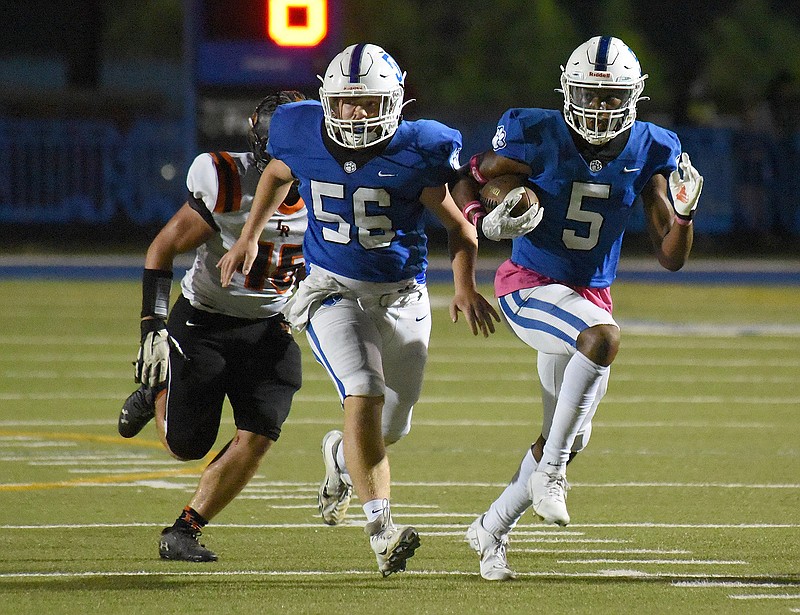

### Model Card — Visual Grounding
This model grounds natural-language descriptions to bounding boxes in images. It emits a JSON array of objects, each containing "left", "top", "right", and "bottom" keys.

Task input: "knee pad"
[{"left": 382, "top": 405, "right": 413, "bottom": 445}]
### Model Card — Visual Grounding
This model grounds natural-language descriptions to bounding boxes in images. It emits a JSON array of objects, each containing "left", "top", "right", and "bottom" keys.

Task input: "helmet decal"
[
  {"left": 594, "top": 36, "right": 611, "bottom": 71},
  {"left": 348, "top": 43, "right": 366, "bottom": 83}
]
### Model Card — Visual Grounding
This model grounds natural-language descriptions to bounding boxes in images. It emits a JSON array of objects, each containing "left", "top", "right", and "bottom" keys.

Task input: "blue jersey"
[
  {"left": 493, "top": 108, "right": 680, "bottom": 287},
  {"left": 268, "top": 100, "right": 462, "bottom": 283}
]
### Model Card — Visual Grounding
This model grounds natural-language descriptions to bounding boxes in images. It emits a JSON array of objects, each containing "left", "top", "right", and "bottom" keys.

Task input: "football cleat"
[
  {"left": 118, "top": 384, "right": 156, "bottom": 438},
  {"left": 158, "top": 527, "right": 218, "bottom": 562},
  {"left": 318, "top": 430, "right": 352, "bottom": 525},
  {"left": 528, "top": 470, "right": 571, "bottom": 526},
  {"left": 465, "top": 515, "right": 516, "bottom": 581},
  {"left": 365, "top": 513, "right": 421, "bottom": 578}
]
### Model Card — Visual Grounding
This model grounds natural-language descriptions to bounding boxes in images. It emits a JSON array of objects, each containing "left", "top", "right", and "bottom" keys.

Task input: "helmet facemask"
[
  {"left": 560, "top": 36, "right": 647, "bottom": 145},
  {"left": 319, "top": 44, "right": 406, "bottom": 149}
]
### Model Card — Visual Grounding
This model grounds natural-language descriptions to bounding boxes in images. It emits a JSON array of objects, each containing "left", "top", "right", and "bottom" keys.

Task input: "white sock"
[
  {"left": 482, "top": 448, "right": 538, "bottom": 536},
  {"left": 363, "top": 498, "right": 389, "bottom": 523},
  {"left": 334, "top": 437, "right": 351, "bottom": 485},
  {"left": 539, "top": 352, "right": 608, "bottom": 474}
]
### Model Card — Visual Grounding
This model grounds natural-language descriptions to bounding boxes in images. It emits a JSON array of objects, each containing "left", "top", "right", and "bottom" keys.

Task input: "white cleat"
[
  {"left": 365, "top": 513, "right": 421, "bottom": 577},
  {"left": 465, "top": 515, "right": 516, "bottom": 581},
  {"left": 528, "top": 470, "right": 571, "bottom": 526},
  {"left": 317, "top": 430, "right": 352, "bottom": 526}
]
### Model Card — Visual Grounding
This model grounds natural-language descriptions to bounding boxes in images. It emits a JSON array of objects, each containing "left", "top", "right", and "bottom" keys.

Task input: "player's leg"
[
  {"left": 159, "top": 298, "right": 226, "bottom": 462},
  {"left": 478, "top": 350, "right": 570, "bottom": 532},
  {"left": 499, "top": 286, "right": 617, "bottom": 525},
  {"left": 377, "top": 287, "right": 431, "bottom": 445},
  {"left": 466, "top": 442, "right": 538, "bottom": 581},
  {"left": 158, "top": 430, "right": 274, "bottom": 562},
  {"left": 306, "top": 296, "right": 419, "bottom": 574},
  {"left": 466, "top": 351, "right": 566, "bottom": 580},
  {"left": 532, "top": 324, "right": 616, "bottom": 524},
  {"left": 155, "top": 299, "right": 227, "bottom": 561},
  {"left": 306, "top": 296, "right": 377, "bottom": 525},
  {"left": 161, "top": 309, "right": 301, "bottom": 562}
]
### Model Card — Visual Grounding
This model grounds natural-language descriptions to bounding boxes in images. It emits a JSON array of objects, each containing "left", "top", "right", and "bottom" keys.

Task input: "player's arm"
[
  {"left": 145, "top": 203, "right": 216, "bottom": 270},
  {"left": 450, "top": 151, "right": 540, "bottom": 240},
  {"left": 217, "top": 157, "right": 294, "bottom": 286},
  {"left": 642, "top": 153, "right": 703, "bottom": 272},
  {"left": 420, "top": 184, "right": 500, "bottom": 337},
  {"left": 136, "top": 204, "right": 215, "bottom": 387}
]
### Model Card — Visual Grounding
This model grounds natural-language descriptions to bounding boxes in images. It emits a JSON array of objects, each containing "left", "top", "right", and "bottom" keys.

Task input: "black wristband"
[
  {"left": 140, "top": 317, "right": 167, "bottom": 340},
  {"left": 141, "top": 268, "right": 173, "bottom": 319}
]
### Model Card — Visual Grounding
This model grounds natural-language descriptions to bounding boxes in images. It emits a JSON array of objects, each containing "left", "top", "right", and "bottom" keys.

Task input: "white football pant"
[{"left": 306, "top": 287, "right": 431, "bottom": 444}]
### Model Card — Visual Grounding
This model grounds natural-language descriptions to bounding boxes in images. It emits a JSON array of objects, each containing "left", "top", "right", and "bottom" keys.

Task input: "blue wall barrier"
[{"left": 0, "top": 116, "right": 798, "bottom": 237}]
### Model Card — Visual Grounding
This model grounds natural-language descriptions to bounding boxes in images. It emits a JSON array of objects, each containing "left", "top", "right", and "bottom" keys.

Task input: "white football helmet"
[
  {"left": 560, "top": 36, "right": 647, "bottom": 145},
  {"left": 319, "top": 43, "right": 405, "bottom": 149}
]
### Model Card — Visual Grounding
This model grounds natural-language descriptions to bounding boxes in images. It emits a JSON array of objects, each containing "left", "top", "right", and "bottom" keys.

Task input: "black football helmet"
[{"left": 248, "top": 90, "right": 306, "bottom": 171}]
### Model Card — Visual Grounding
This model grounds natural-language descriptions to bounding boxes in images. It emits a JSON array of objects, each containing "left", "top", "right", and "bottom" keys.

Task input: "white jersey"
[{"left": 181, "top": 151, "right": 307, "bottom": 319}]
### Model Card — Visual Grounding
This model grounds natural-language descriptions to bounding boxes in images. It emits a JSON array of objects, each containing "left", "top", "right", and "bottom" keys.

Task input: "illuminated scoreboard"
[{"left": 195, "top": 0, "right": 341, "bottom": 87}]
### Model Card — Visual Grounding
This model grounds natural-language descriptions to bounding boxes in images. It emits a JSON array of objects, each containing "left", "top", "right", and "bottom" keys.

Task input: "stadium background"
[{"left": 0, "top": 0, "right": 799, "bottom": 260}]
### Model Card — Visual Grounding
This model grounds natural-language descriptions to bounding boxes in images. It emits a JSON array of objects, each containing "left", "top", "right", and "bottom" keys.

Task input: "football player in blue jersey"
[
  {"left": 451, "top": 36, "right": 704, "bottom": 580},
  {"left": 118, "top": 91, "right": 307, "bottom": 562},
  {"left": 219, "top": 43, "right": 499, "bottom": 576}
]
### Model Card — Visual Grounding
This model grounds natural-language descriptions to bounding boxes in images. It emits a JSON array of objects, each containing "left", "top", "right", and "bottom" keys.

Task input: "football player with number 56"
[
  {"left": 219, "top": 44, "right": 499, "bottom": 577},
  {"left": 451, "top": 36, "right": 704, "bottom": 580}
]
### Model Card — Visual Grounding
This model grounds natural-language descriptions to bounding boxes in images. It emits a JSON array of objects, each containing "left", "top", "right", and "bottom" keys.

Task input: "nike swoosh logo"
[
  {"left": 377, "top": 171, "right": 397, "bottom": 177},
  {"left": 415, "top": 314, "right": 428, "bottom": 322},
  {"left": 623, "top": 167, "right": 641, "bottom": 173},
  {"left": 185, "top": 321, "right": 201, "bottom": 327}
]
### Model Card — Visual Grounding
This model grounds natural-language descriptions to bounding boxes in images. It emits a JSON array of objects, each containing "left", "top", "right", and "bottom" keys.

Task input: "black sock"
[{"left": 173, "top": 506, "right": 208, "bottom": 533}]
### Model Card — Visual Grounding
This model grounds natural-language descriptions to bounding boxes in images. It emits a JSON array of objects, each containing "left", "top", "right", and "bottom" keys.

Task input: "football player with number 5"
[
  {"left": 118, "top": 91, "right": 307, "bottom": 562},
  {"left": 451, "top": 36, "right": 704, "bottom": 580},
  {"left": 219, "top": 43, "right": 499, "bottom": 576}
]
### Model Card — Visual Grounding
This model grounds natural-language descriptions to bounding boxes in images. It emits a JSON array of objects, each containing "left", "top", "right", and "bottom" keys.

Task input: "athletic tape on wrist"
[
  {"left": 141, "top": 268, "right": 173, "bottom": 319},
  {"left": 463, "top": 200, "right": 486, "bottom": 226},
  {"left": 469, "top": 154, "right": 489, "bottom": 185}
]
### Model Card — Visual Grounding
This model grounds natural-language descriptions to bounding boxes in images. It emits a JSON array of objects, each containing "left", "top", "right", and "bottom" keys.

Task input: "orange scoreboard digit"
[
  {"left": 196, "top": 0, "right": 340, "bottom": 86},
  {"left": 268, "top": 0, "right": 328, "bottom": 47}
]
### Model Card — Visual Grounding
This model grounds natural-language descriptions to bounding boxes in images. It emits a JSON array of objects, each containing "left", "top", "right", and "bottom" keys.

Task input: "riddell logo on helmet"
[{"left": 589, "top": 71, "right": 612, "bottom": 78}]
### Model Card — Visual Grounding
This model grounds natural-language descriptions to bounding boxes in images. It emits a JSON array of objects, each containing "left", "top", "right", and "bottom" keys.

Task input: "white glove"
[
  {"left": 480, "top": 187, "right": 544, "bottom": 241},
  {"left": 669, "top": 152, "right": 703, "bottom": 220},
  {"left": 134, "top": 320, "right": 171, "bottom": 388}
]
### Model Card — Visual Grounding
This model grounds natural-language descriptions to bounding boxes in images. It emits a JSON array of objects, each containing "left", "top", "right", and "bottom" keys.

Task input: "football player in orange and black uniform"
[{"left": 118, "top": 91, "right": 307, "bottom": 562}]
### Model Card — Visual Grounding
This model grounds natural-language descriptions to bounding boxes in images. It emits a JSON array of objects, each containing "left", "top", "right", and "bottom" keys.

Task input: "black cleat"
[
  {"left": 158, "top": 527, "right": 218, "bottom": 562},
  {"left": 118, "top": 384, "right": 156, "bottom": 438}
]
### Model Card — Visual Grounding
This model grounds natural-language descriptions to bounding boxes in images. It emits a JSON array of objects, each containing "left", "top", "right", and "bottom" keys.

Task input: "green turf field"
[{"left": 0, "top": 279, "right": 798, "bottom": 614}]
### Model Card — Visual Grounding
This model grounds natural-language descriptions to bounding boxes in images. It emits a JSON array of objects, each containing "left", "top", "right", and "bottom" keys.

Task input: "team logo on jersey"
[
  {"left": 492, "top": 125, "right": 507, "bottom": 150},
  {"left": 589, "top": 159, "right": 603, "bottom": 172},
  {"left": 449, "top": 146, "right": 462, "bottom": 170},
  {"left": 344, "top": 161, "right": 357, "bottom": 173}
]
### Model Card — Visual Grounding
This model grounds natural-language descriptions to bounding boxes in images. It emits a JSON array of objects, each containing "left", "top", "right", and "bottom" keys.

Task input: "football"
[{"left": 479, "top": 174, "right": 539, "bottom": 218}]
